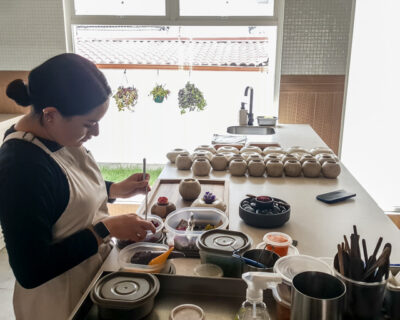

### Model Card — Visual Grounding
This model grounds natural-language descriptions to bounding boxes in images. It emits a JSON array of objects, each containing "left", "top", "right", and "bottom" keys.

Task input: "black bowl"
[{"left": 239, "top": 197, "right": 290, "bottom": 228}]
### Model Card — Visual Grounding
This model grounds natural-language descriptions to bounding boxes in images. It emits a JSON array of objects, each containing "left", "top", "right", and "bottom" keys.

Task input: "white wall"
[
  {"left": 341, "top": 0, "right": 400, "bottom": 210},
  {"left": 0, "top": 0, "right": 66, "bottom": 70},
  {"left": 282, "top": 0, "right": 352, "bottom": 75},
  {"left": 86, "top": 68, "right": 273, "bottom": 164}
]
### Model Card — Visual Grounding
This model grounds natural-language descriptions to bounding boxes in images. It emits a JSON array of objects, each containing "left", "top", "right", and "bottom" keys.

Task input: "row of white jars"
[
  {"left": 166, "top": 145, "right": 335, "bottom": 163},
  {"left": 172, "top": 152, "right": 340, "bottom": 179}
]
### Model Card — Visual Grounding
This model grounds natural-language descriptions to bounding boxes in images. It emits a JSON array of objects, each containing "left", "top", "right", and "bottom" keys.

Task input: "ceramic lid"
[
  {"left": 273, "top": 255, "right": 332, "bottom": 284},
  {"left": 197, "top": 229, "right": 252, "bottom": 254},
  {"left": 90, "top": 272, "right": 159, "bottom": 308}
]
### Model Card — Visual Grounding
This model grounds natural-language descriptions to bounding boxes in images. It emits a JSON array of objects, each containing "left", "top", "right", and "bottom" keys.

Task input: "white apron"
[{"left": 4, "top": 131, "right": 111, "bottom": 320}]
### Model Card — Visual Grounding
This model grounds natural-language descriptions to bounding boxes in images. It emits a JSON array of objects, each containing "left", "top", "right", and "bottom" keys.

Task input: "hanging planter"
[
  {"left": 113, "top": 85, "right": 138, "bottom": 112},
  {"left": 178, "top": 82, "right": 207, "bottom": 114},
  {"left": 149, "top": 84, "right": 170, "bottom": 103}
]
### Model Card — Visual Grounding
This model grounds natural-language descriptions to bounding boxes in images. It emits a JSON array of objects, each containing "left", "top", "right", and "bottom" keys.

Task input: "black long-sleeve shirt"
[{"left": 0, "top": 126, "right": 114, "bottom": 289}]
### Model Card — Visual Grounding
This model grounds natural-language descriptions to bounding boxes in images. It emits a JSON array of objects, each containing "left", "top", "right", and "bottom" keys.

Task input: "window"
[{"left": 64, "top": 0, "right": 284, "bottom": 164}]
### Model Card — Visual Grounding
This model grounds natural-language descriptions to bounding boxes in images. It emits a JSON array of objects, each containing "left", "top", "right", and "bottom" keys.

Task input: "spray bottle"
[{"left": 235, "top": 272, "right": 282, "bottom": 320}]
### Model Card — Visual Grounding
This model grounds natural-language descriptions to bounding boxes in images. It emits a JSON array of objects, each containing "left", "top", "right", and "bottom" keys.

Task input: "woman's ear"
[{"left": 42, "top": 107, "right": 60, "bottom": 123}]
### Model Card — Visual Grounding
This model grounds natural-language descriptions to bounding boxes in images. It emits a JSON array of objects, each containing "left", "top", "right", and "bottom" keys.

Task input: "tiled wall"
[
  {"left": 0, "top": 0, "right": 66, "bottom": 70},
  {"left": 282, "top": 0, "right": 353, "bottom": 75}
]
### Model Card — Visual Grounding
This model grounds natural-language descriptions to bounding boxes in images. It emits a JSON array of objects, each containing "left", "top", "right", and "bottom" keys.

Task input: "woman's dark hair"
[{"left": 6, "top": 53, "right": 111, "bottom": 117}]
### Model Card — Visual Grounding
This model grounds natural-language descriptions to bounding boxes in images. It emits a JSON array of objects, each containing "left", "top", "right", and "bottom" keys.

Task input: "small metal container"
[
  {"left": 90, "top": 272, "right": 160, "bottom": 320},
  {"left": 291, "top": 271, "right": 346, "bottom": 320},
  {"left": 257, "top": 116, "right": 278, "bottom": 126},
  {"left": 242, "top": 249, "right": 280, "bottom": 273},
  {"left": 197, "top": 229, "right": 252, "bottom": 277}
]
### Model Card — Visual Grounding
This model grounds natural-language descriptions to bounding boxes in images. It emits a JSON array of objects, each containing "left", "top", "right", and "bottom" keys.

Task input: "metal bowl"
[{"left": 257, "top": 116, "right": 277, "bottom": 126}]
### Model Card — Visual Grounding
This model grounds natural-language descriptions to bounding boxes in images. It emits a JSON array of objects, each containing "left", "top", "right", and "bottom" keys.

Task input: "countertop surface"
[{"left": 68, "top": 124, "right": 399, "bottom": 319}]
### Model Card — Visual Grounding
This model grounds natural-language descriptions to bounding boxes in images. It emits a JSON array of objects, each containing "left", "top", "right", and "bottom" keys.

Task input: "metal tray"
[{"left": 71, "top": 272, "right": 276, "bottom": 320}]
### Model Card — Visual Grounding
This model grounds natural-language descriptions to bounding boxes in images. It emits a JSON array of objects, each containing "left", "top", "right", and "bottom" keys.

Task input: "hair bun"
[{"left": 6, "top": 79, "right": 31, "bottom": 106}]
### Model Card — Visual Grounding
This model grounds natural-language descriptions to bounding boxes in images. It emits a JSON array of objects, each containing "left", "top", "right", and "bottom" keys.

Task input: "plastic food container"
[
  {"left": 90, "top": 272, "right": 159, "bottom": 320},
  {"left": 197, "top": 229, "right": 252, "bottom": 278},
  {"left": 194, "top": 263, "right": 224, "bottom": 277},
  {"left": 263, "top": 232, "right": 293, "bottom": 257},
  {"left": 144, "top": 214, "right": 164, "bottom": 242},
  {"left": 256, "top": 242, "right": 299, "bottom": 256},
  {"left": 165, "top": 207, "right": 229, "bottom": 254},
  {"left": 119, "top": 242, "right": 171, "bottom": 274},
  {"left": 170, "top": 304, "right": 205, "bottom": 320},
  {"left": 273, "top": 255, "right": 333, "bottom": 304}
]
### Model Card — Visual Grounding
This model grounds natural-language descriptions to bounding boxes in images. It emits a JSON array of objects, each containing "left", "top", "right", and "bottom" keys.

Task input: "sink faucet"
[{"left": 244, "top": 86, "right": 254, "bottom": 126}]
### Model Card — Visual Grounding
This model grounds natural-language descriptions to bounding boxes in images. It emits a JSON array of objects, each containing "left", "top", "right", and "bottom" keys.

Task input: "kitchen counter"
[{"left": 68, "top": 124, "right": 399, "bottom": 319}]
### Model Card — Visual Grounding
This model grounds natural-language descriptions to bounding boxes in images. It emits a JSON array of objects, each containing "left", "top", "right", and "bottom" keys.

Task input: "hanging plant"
[
  {"left": 178, "top": 82, "right": 207, "bottom": 114},
  {"left": 149, "top": 84, "right": 170, "bottom": 103},
  {"left": 113, "top": 85, "right": 138, "bottom": 112}
]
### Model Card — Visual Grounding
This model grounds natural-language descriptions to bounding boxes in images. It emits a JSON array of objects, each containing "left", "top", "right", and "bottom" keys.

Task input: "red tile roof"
[{"left": 76, "top": 38, "right": 269, "bottom": 68}]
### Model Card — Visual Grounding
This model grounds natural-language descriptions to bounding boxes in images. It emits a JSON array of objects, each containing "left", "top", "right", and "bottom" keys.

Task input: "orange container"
[{"left": 263, "top": 232, "right": 292, "bottom": 257}]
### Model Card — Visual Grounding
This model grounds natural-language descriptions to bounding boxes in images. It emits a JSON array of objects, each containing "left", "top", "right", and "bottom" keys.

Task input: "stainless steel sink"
[{"left": 227, "top": 126, "right": 275, "bottom": 135}]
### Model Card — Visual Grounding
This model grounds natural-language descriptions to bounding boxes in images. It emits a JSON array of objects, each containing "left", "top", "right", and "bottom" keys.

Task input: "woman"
[{"left": 0, "top": 53, "right": 155, "bottom": 320}]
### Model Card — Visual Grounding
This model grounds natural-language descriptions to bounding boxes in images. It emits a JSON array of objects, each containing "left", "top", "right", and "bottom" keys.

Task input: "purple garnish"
[{"left": 203, "top": 191, "right": 216, "bottom": 204}]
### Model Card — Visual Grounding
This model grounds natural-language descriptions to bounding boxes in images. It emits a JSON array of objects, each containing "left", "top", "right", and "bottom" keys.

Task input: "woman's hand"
[
  {"left": 109, "top": 173, "right": 151, "bottom": 199},
  {"left": 102, "top": 214, "right": 156, "bottom": 242}
]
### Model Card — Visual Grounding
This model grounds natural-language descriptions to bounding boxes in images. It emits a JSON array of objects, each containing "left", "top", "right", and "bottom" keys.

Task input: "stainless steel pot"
[{"left": 290, "top": 271, "right": 346, "bottom": 320}]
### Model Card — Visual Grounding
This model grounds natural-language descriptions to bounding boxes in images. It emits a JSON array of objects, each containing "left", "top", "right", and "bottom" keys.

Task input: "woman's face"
[{"left": 43, "top": 99, "right": 109, "bottom": 147}]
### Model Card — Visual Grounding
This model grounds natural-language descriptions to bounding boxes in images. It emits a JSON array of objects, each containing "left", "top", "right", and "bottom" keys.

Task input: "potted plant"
[
  {"left": 178, "top": 82, "right": 207, "bottom": 114},
  {"left": 113, "top": 85, "right": 138, "bottom": 112},
  {"left": 149, "top": 84, "right": 170, "bottom": 103}
]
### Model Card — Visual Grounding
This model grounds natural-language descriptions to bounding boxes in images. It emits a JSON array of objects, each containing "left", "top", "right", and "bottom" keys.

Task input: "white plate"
[{"left": 256, "top": 241, "right": 299, "bottom": 256}]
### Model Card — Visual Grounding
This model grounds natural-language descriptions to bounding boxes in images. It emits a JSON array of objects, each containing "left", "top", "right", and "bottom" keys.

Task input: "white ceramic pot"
[
  {"left": 195, "top": 145, "right": 217, "bottom": 154},
  {"left": 266, "top": 159, "right": 284, "bottom": 177},
  {"left": 192, "top": 158, "right": 211, "bottom": 176},
  {"left": 284, "top": 160, "right": 302, "bottom": 177},
  {"left": 175, "top": 152, "right": 193, "bottom": 170},
  {"left": 192, "top": 151, "right": 213, "bottom": 161},
  {"left": 302, "top": 159, "right": 321, "bottom": 178},
  {"left": 322, "top": 160, "right": 341, "bottom": 178},
  {"left": 218, "top": 146, "right": 240, "bottom": 154},
  {"left": 210, "top": 154, "right": 228, "bottom": 171},
  {"left": 229, "top": 159, "right": 247, "bottom": 176},
  {"left": 178, "top": 178, "right": 202, "bottom": 201},
  {"left": 263, "top": 147, "right": 287, "bottom": 156},
  {"left": 240, "top": 146, "right": 262, "bottom": 154},
  {"left": 248, "top": 159, "right": 266, "bottom": 177},
  {"left": 166, "top": 148, "right": 187, "bottom": 163}
]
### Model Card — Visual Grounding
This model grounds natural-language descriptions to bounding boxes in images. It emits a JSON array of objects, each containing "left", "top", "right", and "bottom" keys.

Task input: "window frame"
[{"left": 62, "top": 0, "right": 285, "bottom": 115}]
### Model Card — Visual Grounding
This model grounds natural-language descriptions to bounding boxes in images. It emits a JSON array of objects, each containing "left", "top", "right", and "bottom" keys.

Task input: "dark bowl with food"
[{"left": 239, "top": 196, "right": 290, "bottom": 228}]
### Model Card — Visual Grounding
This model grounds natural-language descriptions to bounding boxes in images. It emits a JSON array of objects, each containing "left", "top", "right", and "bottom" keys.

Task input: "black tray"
[{"left": 71, "top": 272, "right": 276, "bottom": 320}]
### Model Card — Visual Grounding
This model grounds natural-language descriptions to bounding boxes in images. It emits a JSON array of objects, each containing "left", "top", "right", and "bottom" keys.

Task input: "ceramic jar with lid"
[
  {"left": 266, "top": 159, "right": 284, "bottom": 177},
  {"left": 229, "top": 159, "right": 247, "bottom": 176},
  {"left": 281, "top": 154, "right": 299, "bottom": 164},
  {"left": 309, "top": 147, "right": 334, "bottom": 156},
  {"left": 192, "top": 150, "right": 213, "bottom": 161},
  {"left": 240, "top": 146, "right": 262, "bottom": 154},
  {"left": 299, "top": 154, "right": 315, "bottom": 164},
  {"left": 263, "top": 146, "right": 287, "bottom": 156},
  {"left": 284, "top": 160, "right": 302, "bottom": 177},
  {"left": 264, "top": 153, "right": 284, "bottom": 163},
  {"left": 175, "top": 152, "right": 192, "bottom": 170},
  {"left": 218, "top": 146, "right": 240, "bottom": 154},
  {"left": 302, "top": 159, "right": 321, "bottom": 178},
  {"left": 195, "top": 145, "right": 216, "bottom": 154},
  {"left": 322, "top": 160, "right": 341, "bottom": 178},
  {"left": 248, "top": 159, "right": 266, "bottom": 177},
  {"left": 316, "top": 153, "right": 338, "bottom": 165},
  {"left": 210, "top": 154, "right": 228, "bottom": 171},
  {"left": 166, "top": 148, "right": 187, "bottom": 163},
  {"left": 178, "top": 178, "right": 202, "bottom": 201},
  {"left": 192, "top": 158, "right": 211, "bottom": 176}
]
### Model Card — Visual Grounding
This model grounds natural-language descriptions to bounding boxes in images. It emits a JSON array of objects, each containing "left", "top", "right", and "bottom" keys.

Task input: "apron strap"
[{"left": 3, "top": 131, "right": 53, "bottom": 155}]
